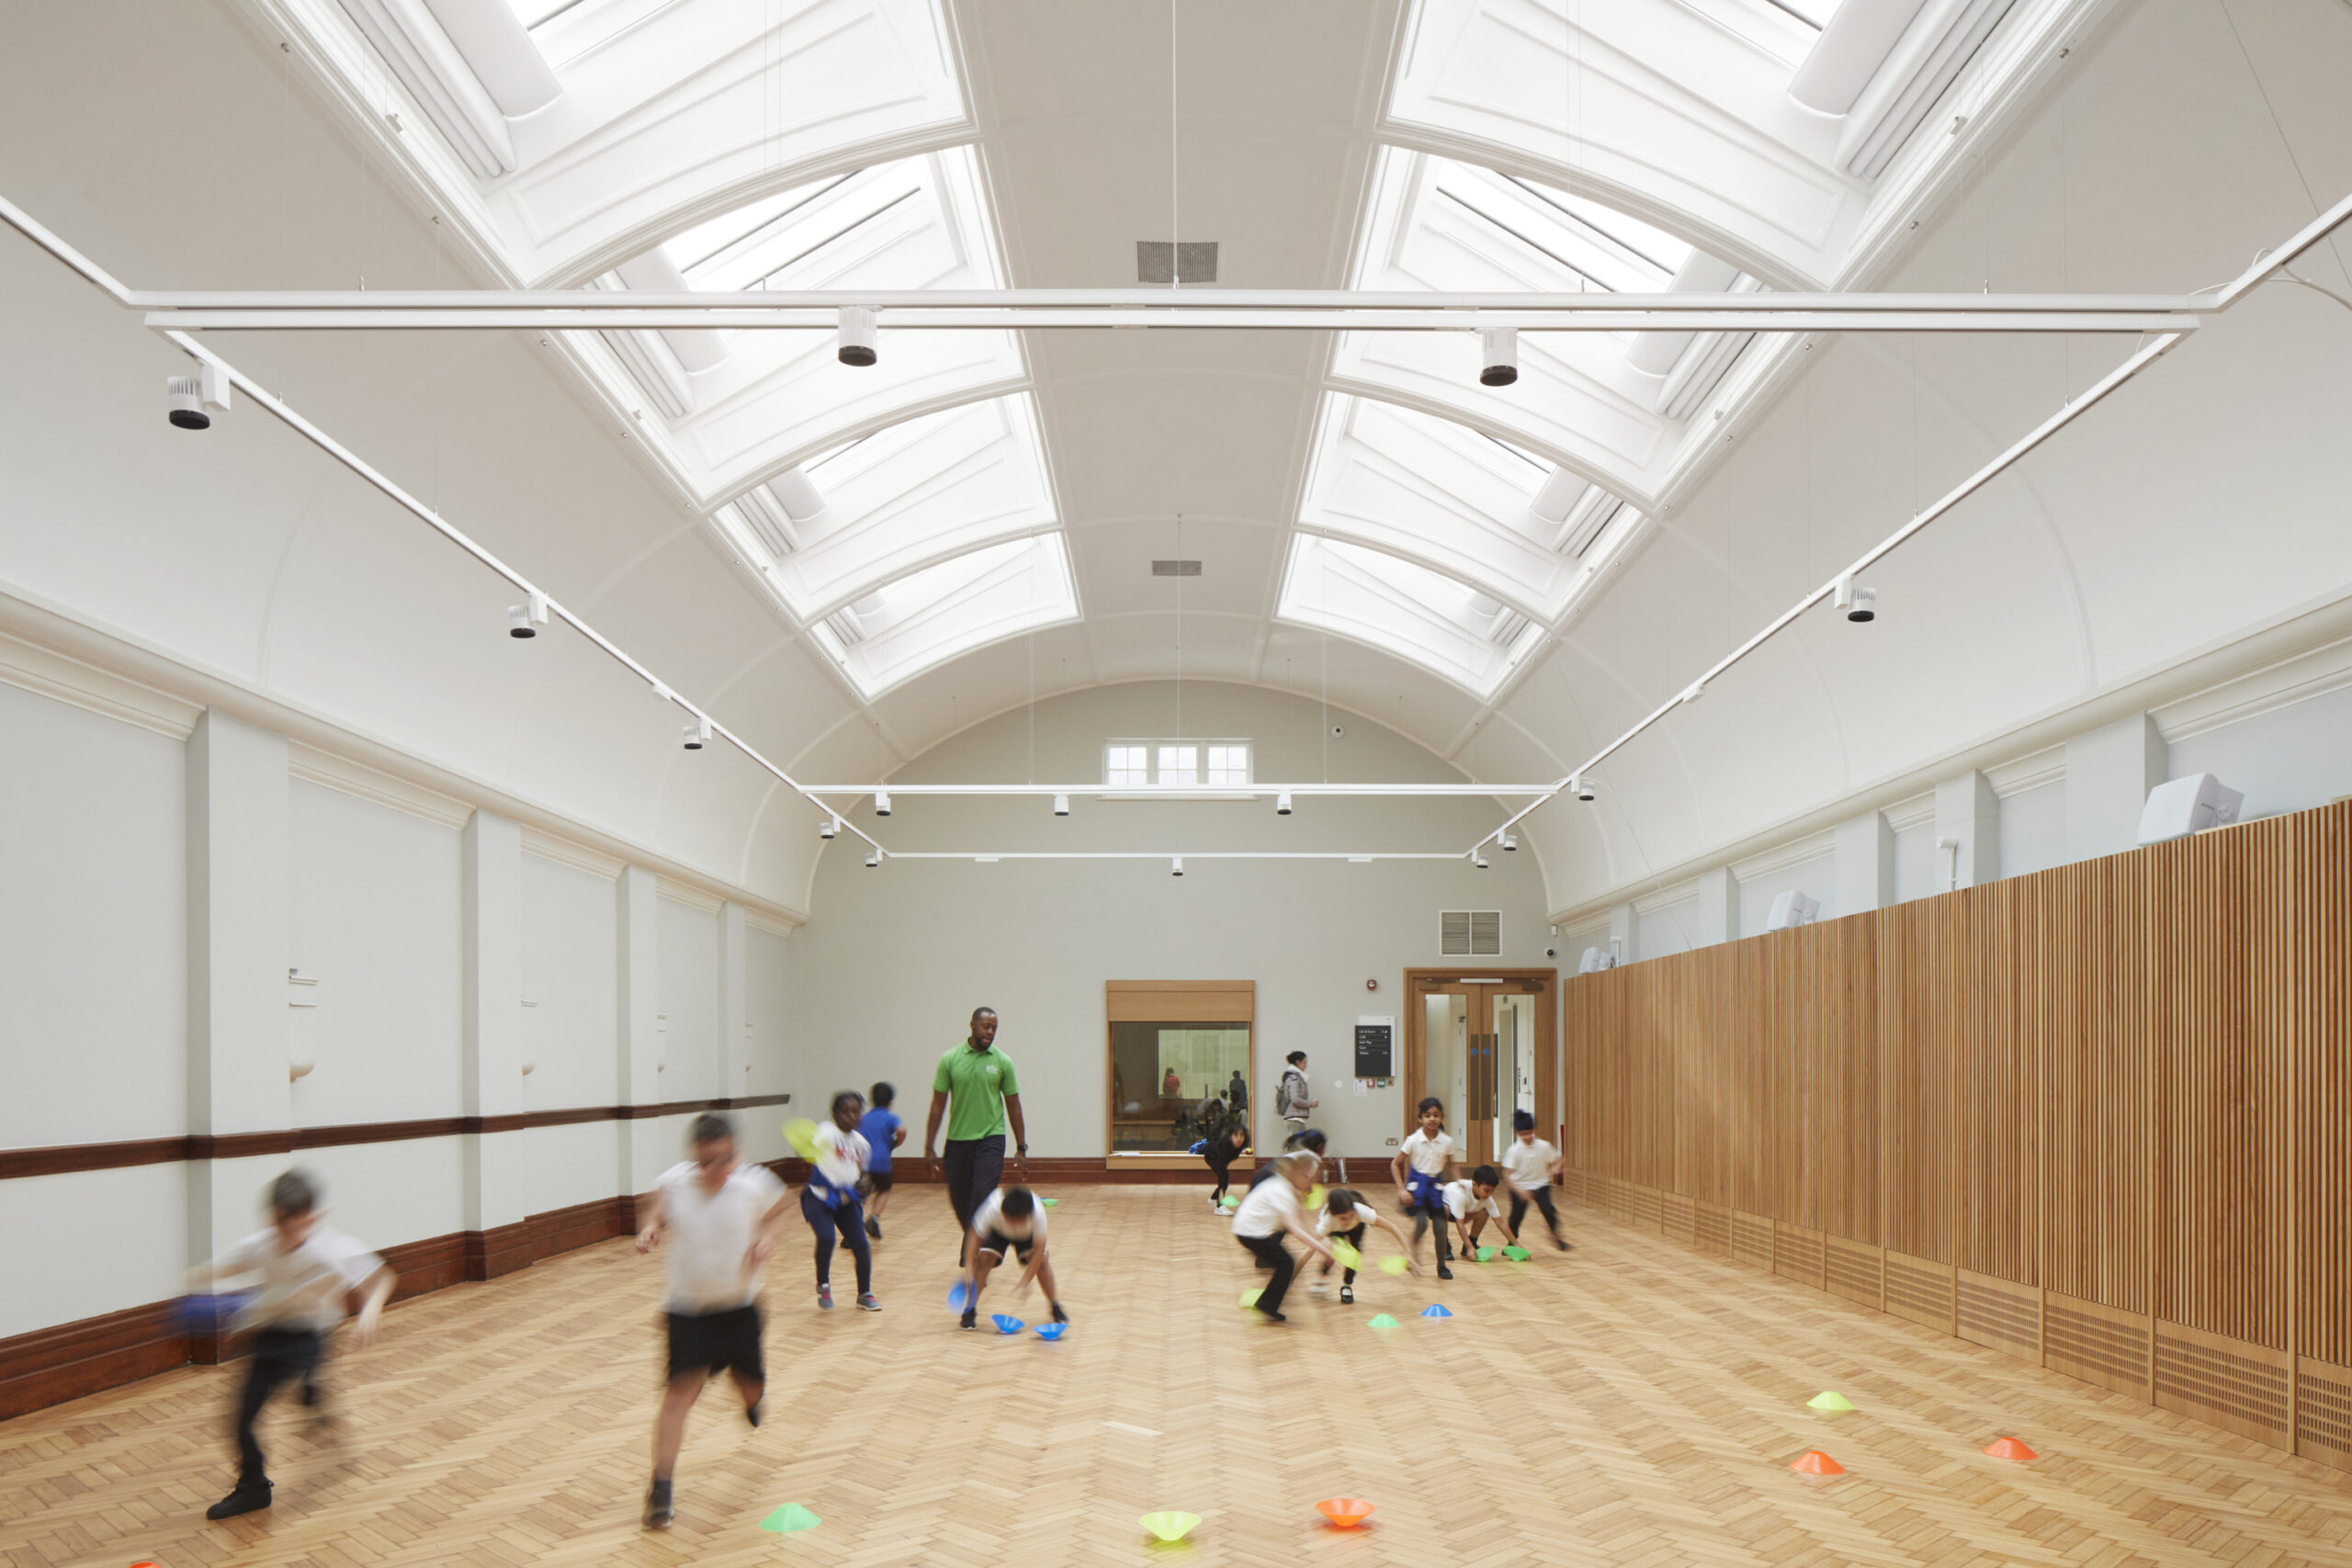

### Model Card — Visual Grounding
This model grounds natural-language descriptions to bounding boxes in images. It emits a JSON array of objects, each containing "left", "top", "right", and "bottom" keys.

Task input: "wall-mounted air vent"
[
  {"left": 1151, "top": 559, "right": 1203, "bottom": 577},
  {"left": 1440, "top": 910, "right": 1503, "bottom": 957},
  {"left": 1137, "top": 241, "right": 1217, "bottom": 283}
]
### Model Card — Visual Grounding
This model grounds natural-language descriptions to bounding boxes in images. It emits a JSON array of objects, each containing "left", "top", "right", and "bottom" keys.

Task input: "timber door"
[{"left": 1405, "top": 969, "right": 1557, "bottom": 1168}]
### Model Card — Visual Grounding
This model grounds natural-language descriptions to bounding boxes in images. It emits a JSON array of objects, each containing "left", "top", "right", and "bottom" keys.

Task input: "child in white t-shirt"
[
  {"left": 190, "top": 1168, "right": 395, "bottom": 1520},
  {"left": 1311, "top": 1188, "right": 1419, "bottom": 1303},
  {"left": 1232, "top": 1150, "right": 1334, "bottom": 1322},
  {"left": 636, "top": 1111, "right": 792, "bottom": 1529},
  {"left": 1442, "top": 1166, "right": 1519, "bottom": 1260},
  {"left": 1499, "top": 1110, "right": 1571, "bottom": 1250},
  {"left": 961, "top": 1186, "right": 1069, "bottom": 1328},
  {"left": 802, "top": 1090, "right": 878, "bottom": 1312},
  {"left": 1390, "top": 1097, "right": 1461, "bottom": 1280}
]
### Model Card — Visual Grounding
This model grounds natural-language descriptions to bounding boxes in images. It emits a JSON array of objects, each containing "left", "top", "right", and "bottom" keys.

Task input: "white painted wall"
[
  {"left": 1998, "top": 782, "right": 2068, "bottom": 880},
  {"left": 786, "top": 683, "right": 1550, "bottom": 1162},
  {"left": 656, "top": 897, "right": 720, "bottom": 1104}
]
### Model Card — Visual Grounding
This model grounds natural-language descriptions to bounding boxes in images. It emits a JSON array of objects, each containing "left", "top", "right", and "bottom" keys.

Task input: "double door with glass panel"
[{"left": 1408, "top": 972, "right": 1556, "bottom": 1168}]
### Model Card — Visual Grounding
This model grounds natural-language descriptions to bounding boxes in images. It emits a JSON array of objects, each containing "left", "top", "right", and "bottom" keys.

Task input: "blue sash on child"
[
  {"left": 1405, "top": 1168, "right": 1443, "bottom": 1210},
  {"left": 806, "top": 1168, "right": 861, "bottom": 1209}
]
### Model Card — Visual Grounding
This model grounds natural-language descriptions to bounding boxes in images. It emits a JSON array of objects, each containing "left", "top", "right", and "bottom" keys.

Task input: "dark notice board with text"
[{"left": 1354, "top": 1020, "right": 1394, "bottom": 1078}]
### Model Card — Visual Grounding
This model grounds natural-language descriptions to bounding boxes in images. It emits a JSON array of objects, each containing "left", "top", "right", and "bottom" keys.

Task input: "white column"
[
  {"left": 1607, "top": 900, "right": 1637, "bottom": 965},
  {"left": 1835, "top": 809, "right": 1896, "bottom": 913},
  {"left": 2064, "top": 711, "right": 2166, "bottom": 863},
  {"left": 1697, "top": 866, "right": 1739, "bottom": 945},
  {"left": 718, "top": 900, "right": 751, "bottom": 1102},
  {"left": 185, "top": 709, "right": 290, "bottom": 1262},
  {"left": 1933, "top": 771, "right": 2000, "bottom": 891},
  {"left": 460, "top": 808, "right": 527, "bottom": 1248},
  {"left": 616, "top": 864, "right": 665, "bottom": 1195}
]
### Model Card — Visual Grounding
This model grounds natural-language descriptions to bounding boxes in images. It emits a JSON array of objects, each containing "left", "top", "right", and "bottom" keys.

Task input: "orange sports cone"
[
  {"left": 1983, "top": 1437, "right": 2037, "bottom": 1461},
  {"left": 1789, "top": 1450, "right": 1844, "bottom": 1476}
]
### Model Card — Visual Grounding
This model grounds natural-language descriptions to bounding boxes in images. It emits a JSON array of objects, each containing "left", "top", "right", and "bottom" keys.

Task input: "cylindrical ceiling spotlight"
[
  {"left": 682, "top": 716, "right": 710, "bottom": 750},
  {"left": 1835, "top": 572, "right": 1879, "bottom": 624},
  {"left": 1473, "top": 849, "right": 1490, "bottom": 869},
  {"left": 1053, "top": 793, "right": 1070, "bottom": 817},
  {"left": 836, "top": 305, "right": 877, "bottom": 367},
  {"left": 874, "top": 790, "right": 891, "bottom": 817},
  {"left": 507, "top": 587, "right": 549, "bottom": 639},
  {"left": 864, "top": 847, "right": 881, "bottom": 868},
  {"left": 1170, "top": 856, "right": 1184, "bottom": 877},
  {"left": 1275, "top": 790, "right": 1294, "bottom": 816},
  {"left": 1479, "top": 325, "right": 1518, "bottom": 387},
  {"left": 1500, "top": 830, "right": 1517, "bottom": 852},
  {"left": 818, "top": 814, "right": 838, "bottom": 840},
  {"left": 1572, "top": 775, "right": 1596, "bottom": 802}
]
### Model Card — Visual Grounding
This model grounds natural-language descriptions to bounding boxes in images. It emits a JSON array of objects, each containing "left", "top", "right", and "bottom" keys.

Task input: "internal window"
[
  {"left": 1105, "top": 745, "right": 1149, "bottom": 788},
  {"left": 1205, "top": 745, "right": 1250, "bottom": 788},
  {"left": 1103, "top": 740, "right": 1251, "bottom": 787}
]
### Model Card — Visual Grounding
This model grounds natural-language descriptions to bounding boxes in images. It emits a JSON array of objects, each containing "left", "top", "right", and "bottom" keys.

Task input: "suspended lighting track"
[{"left": 2, "top": 184, "right": 2346, "bottom": 872}]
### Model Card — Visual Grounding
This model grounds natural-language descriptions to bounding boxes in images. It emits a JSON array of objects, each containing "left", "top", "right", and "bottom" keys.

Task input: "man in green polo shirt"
[{"left": 923, "top": 1007, "right": 1030, "bottom": 1262}]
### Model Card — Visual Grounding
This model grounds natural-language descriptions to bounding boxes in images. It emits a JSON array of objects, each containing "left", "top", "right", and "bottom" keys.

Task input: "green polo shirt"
[{"left": 933, "top": 1042, "right": 1020, "bottom": 1142}]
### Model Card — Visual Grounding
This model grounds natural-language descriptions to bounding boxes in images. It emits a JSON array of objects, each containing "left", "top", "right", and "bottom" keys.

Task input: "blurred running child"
[
  {"left": 1444, "top": 1165, "right": 1519, "bottom": 1260},
  {"left": 1248, "top": 1124, "right": 1329, "bottom": 1192},
  {"left": 1500, "top": 1110, "right": 1571, "bottom": 1250},
  {"left": 1391, "top": 1097, "right": 1461, "bottom": 1280},
  {"left": 857, "top": 1081, "right": 906, "bottom": 1240},
  {"left": 1203, "top": 1118, "right": 1250, "bottom": 1211},
  {"left": 190, "top": 1168, "right": 395, "bottom": 1520},
  {"left": 635, "top": 1112, "right": 792, "bottom": 1529},
  {"left": 961, "top": 1186, "right": 1069, "bottom": 1330},
  {"left": 1311, "top": 1187, "right": 1419, "bottom": 1304},
  {"left": 803, "top": 1090, "right": 879, "bottom": 1311},
  {"left": 1231, "top": 1149, "right": 1334, "bottom": 1323}
]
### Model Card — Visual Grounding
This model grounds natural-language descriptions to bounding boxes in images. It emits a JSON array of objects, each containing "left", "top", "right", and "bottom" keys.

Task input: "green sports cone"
[
  {"left": 1366, "top": 1314, "right": 1400, "bottom": 1329},
  {"left": 1807, "top": 1391, "right": 1856, "bottom": 1413},
  {"left": 759, "top": 1503, "right": 821, "bottom": 1533}
]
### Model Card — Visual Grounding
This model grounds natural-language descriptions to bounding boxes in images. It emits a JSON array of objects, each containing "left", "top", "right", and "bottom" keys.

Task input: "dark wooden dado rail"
[{"left": 0, "top": 1093, "right": 797, "bottom": 1180}]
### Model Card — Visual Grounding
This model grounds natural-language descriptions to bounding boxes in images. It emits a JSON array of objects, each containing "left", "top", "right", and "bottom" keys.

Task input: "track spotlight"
[
  {"left": 864, "top": 847, "right": 881, "bottom": 868},
  {"left": 682, "top": 716, "right": 709, "bottom": 750},
  {"left": 507, "top": 588, "right": 549, "bottom": 639},
  {"left": 1500, "top": 830, "right": 1517, "bottom": 852},
  {"left": 1473, "top": 849, "right": 1490, "bottom": 869},
  {"left": 836, "top": 305, "right": 877, "bottom": 367},
  {"left": 1479, "top": 325, "right": 1518, "bottom": 387},
  {"left": 1275, "top": 790, "right": 1293, "bottom": 816},
  {"left": 1835, "top": 573, "right": 1878, "bottom": 624},
  {"left": 1170, "top": 856, "right": 1184, "bottom": 877},
  {"left": 818, "top": 813, "right": 840, "bottom": 840},
  {"left": 165, "top": 361, "right": 232, "bottom": 429},
  {"left": 874, "top": 791, "right": 891, "bottom": 817},
  {"left": 1679, "top": 682, "right": 1704, "bottom": 705},
  {"left": 1053, "top": 793, "right": 1069, "bottom": 817},
  {"left": 1572, "top": 775, "right": 1596, "bottom": 802}
]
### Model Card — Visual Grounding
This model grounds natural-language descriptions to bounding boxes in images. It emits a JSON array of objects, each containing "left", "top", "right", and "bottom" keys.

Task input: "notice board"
[{"left": 1354, "top": 1017, "right": 1395, "bottom": 1078}]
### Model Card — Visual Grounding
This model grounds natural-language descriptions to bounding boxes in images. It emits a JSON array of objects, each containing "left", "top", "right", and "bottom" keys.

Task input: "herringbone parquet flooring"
[{"left": 6, "top": 1188, "right": 2349, "bottom": 1567}]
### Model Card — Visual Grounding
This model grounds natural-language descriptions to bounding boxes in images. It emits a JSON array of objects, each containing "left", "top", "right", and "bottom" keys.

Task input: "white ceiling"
[{"left": 2, "top": 0, "right": 2350, "bottom": 921}]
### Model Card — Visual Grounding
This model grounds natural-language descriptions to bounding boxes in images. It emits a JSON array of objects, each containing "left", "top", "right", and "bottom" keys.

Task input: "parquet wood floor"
[{"left": 6, "top": 1188, "right": 2349, "bottom": 1567}]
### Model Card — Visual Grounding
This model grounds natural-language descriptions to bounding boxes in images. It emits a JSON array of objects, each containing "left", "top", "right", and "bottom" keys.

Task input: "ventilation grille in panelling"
[
  {"left": 1883, "top": 1252, "right": 1955, "bottom": 1331},
  {"left": 1136, "top": 241, "right": 1217, "bottom": 283},
  {"left": 1956, "top": 1271, "right": 2040, "bottom": 1363},
  {"left": 1731, "top": 1211, "right": 1773, "bottom": 1271},
  {"left": 1826, "top": 1235, "right": 1882, "bottom": 1306},
  {"left": 1693, "top": 1201, "right": 1731, "bottom": 1257},
  {"left": 2154, "top": 1324, "right": 2290, "bottom": 1447},
  {"left": 1773, "top": 1224, "right": 1825, "bottom": 1286},
  {"left": 2297, "top": 1359, "right": 2352, "bottom": 1472},
  {"left": 2043, "top": 1294, "right": 2150, "bottom": 1399},
  {"left": 1440, "top": 910, "right": 1501, "bottom": 956}
]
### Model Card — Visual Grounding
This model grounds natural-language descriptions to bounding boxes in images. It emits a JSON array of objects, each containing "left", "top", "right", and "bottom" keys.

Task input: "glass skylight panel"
[
  {"left": 808, "top": 534, "right": 1079, "bottom": 699},
  {"left": 1276, "top": 536, "right": 1541, "bottom": 699},
  {"left": 504, "top": 0, "right": 579, "bottom": 26},
  {"left": 1766, "top": 0, "right": 1846, "bottom": 27},
  {"left": 1295, "top": 393, "right": 1611, "bottom": 622}
]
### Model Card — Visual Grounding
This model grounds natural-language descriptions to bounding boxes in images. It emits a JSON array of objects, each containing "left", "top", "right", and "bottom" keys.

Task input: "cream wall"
[{"left": 785, "top": 682, "right": 1551, "bottom": 1164}]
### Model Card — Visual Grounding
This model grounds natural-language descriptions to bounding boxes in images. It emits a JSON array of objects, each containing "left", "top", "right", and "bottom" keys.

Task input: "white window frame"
[{"left": 1103, "top": 739, "right": 1252, "bottom": 794}]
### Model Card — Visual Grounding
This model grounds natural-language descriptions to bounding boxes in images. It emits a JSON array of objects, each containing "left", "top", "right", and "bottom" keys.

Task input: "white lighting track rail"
[{"left": 2, "top": 183, "right": 2346, "bottom": 873}]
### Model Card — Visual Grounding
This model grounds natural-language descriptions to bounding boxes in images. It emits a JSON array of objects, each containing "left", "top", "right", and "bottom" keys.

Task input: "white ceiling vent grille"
[
  {"left": 1151, "top": 559, "right": 1203, "bottom": 577},
  {"left": 1440, "top": 910, "right": 1503, "bottom": 957},
  {"left": 1137, "top": 241, "right": 1218, "bottom": 283}
]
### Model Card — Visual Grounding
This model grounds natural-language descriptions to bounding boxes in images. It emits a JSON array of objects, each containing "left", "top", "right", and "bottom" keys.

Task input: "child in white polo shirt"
[{"left": 1499, "top": 1110, "right": 1571, "bottom": 1250}]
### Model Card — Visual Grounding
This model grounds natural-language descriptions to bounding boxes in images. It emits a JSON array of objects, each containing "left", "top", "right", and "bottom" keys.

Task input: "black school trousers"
[
  {"left": 232, "top": 1325, "right": 323, "bottom": 1488},
  {"left": 1238, "top": 1232, "right": 1298, "bottom": 1314}
]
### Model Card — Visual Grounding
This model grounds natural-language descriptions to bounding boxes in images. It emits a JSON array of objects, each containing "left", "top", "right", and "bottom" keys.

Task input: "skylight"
[
  {"left": 810, "top": 535, "right": 1080, "bottom": 699},
  {"left": 718, "top": 392, "right": 1057, "bottom": 623},
  {"left": 1295, "top": 394, "right": 1631, "bottom": 624},
  {"left": 1276, "top": 536, "right": 1541, "bottom": 700}
]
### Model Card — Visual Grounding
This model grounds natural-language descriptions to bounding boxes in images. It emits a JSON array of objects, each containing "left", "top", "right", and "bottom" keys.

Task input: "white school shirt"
[
  {"left": 1317, "top": 1198, "right": 1378, "bottom": 1235},
  {"left": 1399, "top": 1128, "right": 1454, "bottom": 1178},
  {"left": 656, "top": 1161, "right": 786, "bottom": 1313},
  {"left": 971, "top": 1190, "right": 1047, "bottom": 1246},
  {"left": 1500, "top": 1137, "right": 1559, "bottom": 1193},
  {"left": 809, "top": 1122, "right": 871, "bottom": 1191},
  {"left": 1232, "top": 1175, "right": 1303, "bottom": 1240},
  {"left": 1442, "top": 1179, "right": 1501, "bottom": 1223},
  {"left": 213, "top": 1226, "right": 385, "bottom": 1334}
]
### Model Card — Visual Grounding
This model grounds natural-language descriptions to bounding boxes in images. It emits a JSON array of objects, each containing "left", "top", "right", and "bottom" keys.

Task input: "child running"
[
  {"left": 1231, "top": 1148, "right": 1334, "bottom": 1323},
  {"left": 1499, "top": 1110, "right": 1571, "bottom": 1250},
  {"left": 1203, "top": 1118, "right": 1249, "bottom": 1211},
  {"left": 1247, "top": 1124, "right": 1329, "bottom": 1192},
  {"left": 1444, "top": 1164, "right": 1520, "bottom": 1260},
  {"left": 961, "top": 1186, "right": 1069, "bottom": 1330},
  {"left": 635, "top": 1112, "right": 793, "bottom": 1529},
  {"left": 857, "top": 1081, "right": 906, "bottom": 1240},
  {"left": 1310, "top": 1187, "right": 1419, "bottom": 1303},
  {"left": 1392, "top": 1097, "right": 1461, "bottom": 1280},
  {"left": 191, "top": 1169, "right": 395, "bottom": 1520},
  {"left": 803, "top": 1090, "right": 879, "bottom": 1310}
]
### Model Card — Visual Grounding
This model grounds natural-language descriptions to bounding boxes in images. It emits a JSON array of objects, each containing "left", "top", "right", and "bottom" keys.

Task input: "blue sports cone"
[{"left": 1420, "top": 1303, "right": 1452, "bottom": 1318}]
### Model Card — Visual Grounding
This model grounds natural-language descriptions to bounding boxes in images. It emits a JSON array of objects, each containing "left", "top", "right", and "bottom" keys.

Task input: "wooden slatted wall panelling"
[{"left": 2295, "top": 803, "right": 2352, "bottom": 1471}]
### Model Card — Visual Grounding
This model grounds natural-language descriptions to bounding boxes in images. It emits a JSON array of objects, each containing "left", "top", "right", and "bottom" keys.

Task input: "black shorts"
[
  {"left": 664, "top": 1303, "right": 764, "bottom": 1382},
  {"left": 865, "top": 1169, "right": 895, "bottom": 1194},
  {"left": 977, "top": 1228, "right": 1036, "bottom": 1264}
]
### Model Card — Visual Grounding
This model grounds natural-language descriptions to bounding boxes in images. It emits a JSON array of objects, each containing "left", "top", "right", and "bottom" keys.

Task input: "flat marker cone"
[
  {"left": 758, "top": 1503, "right": 821, "bottom": 1533},
  {"left": 1806, "top": 1391, "right": 1856, "bottom": 1412},
  {"left": 1366, "top": 1314, "right": 1400, "bottom": 1329},
  {"left": 1419, "top": 1303, "right": 1453, "bottom": 1318},
  {"left": 1789, "top": 1450, "right": 1844, "bottom": 1476},
  {"left": 1983, "top": 1437, "right": 2038, "bottom": 1461}
]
